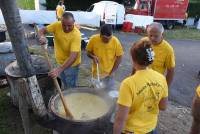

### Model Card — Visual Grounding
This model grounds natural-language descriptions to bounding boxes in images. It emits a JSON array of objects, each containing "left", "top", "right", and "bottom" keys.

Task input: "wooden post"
[
  {"left": 25, "top": 75, "right": 48, "bottom": 116},
  {"left": 18, "top": 79, "right": 32, "bottom": 134}
]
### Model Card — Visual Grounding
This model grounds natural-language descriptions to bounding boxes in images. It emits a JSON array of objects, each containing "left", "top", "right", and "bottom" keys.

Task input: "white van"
[{"left": 87, "top": 1, "right": 125, "bottom": 25}]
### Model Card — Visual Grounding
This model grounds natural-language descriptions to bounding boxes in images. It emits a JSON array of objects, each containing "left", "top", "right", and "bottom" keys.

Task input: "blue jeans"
[
  {"left": 60, "top": 65, "right": 79, "bottom": 89},
  {"left": 149, "top": 129, "right": 157, "bottom": 134}
]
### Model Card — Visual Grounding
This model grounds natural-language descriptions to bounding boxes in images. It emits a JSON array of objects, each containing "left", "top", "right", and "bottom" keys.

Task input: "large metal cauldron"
[{"left": 49, "top": 88, "right": 115, "bottom": 134}]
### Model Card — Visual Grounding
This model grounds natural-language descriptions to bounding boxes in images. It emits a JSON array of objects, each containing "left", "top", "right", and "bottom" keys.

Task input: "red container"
[
  {"left": 122, "top": 22, "right": 133, "bottom": 32},
  {"left": 134, "top": 27, "right": 143, "bottom": 33}
]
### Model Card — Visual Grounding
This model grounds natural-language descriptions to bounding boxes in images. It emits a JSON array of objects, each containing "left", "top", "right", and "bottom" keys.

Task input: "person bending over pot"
[{"left": 86, "top": 24, "right": 124, "bottom": 90}]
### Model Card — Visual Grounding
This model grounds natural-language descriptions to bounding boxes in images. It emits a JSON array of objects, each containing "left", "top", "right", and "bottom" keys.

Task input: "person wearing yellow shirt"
[
  {"left": 113, "top": 40, "right": 168, "bottom": 134},
  {"left": 142, "top": 22, "right": 175, "bottom": 87},
  {"left": 39, "top": 12, "right": 81, "bottom": 88},
  {"left": 190, "top": 85, "right": 200, "bottom": 134},
  {"left": 86, "top": 24, "right": 124, "bottom": 89},
  {"left": 56, "top": 1, "right": 65, "bottom": 21}
]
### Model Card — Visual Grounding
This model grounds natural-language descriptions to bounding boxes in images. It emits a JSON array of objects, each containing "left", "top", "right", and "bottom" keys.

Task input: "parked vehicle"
[
  {"left": 126, "top": 0, "right": 189, "bottom": 29},
  {"left": 87, "top": 1, "right": 125, "bottom": 26}
]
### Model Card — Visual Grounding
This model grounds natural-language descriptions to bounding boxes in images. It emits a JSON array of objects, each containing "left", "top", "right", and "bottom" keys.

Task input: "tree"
[{"left": 0, "top": 0, "right": 47, "bottom": 133}]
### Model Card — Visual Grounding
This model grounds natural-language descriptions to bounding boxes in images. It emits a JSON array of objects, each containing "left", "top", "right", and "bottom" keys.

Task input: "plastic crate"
[{"left": 122, "top": 22, "right": 133, "bottom": 32}]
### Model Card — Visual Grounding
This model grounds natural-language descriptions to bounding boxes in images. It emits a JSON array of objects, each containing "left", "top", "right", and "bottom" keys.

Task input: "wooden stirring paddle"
[
  {"left": 41, "top": 45, "right": 73, "bottom": 119},
  {"left": 34, "top": 24, "right": 73, "bottom": 119}
]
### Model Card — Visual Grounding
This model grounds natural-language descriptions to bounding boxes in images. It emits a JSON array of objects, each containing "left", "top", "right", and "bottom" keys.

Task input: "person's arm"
[
  {"left": 165, "top": 44, "right": 175, "bottom": 87},
  {"left": 86, "top": 51, "right": 99, "bottom": 63},
  {"left": 110, "top": 38, "right": 123, "bottom": 76},
  {"left": 86, "top": 37, "right": 99, "bottom": 63},
  {"left": 38, "top": 28, "right": 48, "bottom": 45},
  {"left": 113, "top": 104, "right": 129, "bottom": 134},
  {"left": 190, "top": 95, "right": 200, "bottom": 134},
  {"left": 48, "top": 52, "right": 78, "bottom": 78},
  {"left": 159, "top": 97, "right": 168, "bottom": 111},
  {"left": 109, "top": 56, "right": 122, "bottom": 76},
  {"left": 166, "top": 67, "right": 174, "bottom": 87}
]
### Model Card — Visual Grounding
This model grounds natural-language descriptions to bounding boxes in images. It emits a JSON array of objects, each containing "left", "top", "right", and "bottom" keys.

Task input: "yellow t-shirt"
[
  {"left": 142, "top": 37, "right": 175, "bottom": 74},
  {"left": 118, "top": 69, "right": 168, "bottom": 134},
  {"left": 46, "top": 21, "right": 81, "bottom": 66},
  {"left": 56, "top": 5, "right": 64, "bottom": 19},
  {"left": 86, "top": 34, "right": 124, "bottom": 78},
  {"left": 196, "top": 85, "right": 200, "bottom": 97}
]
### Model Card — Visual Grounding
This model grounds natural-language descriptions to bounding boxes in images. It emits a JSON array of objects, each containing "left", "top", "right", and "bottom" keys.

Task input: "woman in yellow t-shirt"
[
  {"left": 190, "top": 85, "right": 200, "bottom": 134},
  {"left": 113, "top": 40, "right": 168, "bottom": 134}
]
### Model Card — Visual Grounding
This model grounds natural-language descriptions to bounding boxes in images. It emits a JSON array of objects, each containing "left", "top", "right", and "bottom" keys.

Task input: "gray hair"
[
  {"left": 62, "top": 12, "right": 74, "bottom": 21},
  {"left": 148, "top": 22, "right": 164, "bottom": 34}
]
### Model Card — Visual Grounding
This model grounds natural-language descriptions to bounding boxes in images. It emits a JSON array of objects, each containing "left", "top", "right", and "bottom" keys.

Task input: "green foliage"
[
  {"left": 188, "top": 0, "right": 200, "bottom": 17},
  {"left": 45, "top": 0, "right": 123, "bottom": 10},
  {"left": 45, "top": 0, "right": 59, "bottom": 10},
  {"left": 16, "top": 0, "right": 35, "bottom": 10},
  {"left": 164, "top": 27, "right": 200, "bottom": 40}
]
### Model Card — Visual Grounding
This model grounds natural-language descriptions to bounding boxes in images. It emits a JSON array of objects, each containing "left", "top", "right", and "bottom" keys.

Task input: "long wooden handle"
[
  {"left": 41, "top": 45, "right": 73, "bottom": 119},
  {"left": 96, "top": 63, "right": 100, "bottom": 82},
  {"left": 34, "top": 24, "right": 73, "bottom": 119}
]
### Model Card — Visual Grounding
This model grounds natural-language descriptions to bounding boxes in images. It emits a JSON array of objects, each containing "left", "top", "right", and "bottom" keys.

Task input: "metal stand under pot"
[{"left": 5, "top": 55, "right": 57, "bottom": 107}]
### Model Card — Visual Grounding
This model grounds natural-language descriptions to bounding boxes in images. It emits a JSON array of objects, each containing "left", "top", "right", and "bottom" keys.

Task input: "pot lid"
[
  {"left": 5, "top": 55, "right": 50, "bottom": 77},
  {"left": 0, "top": 42, "right": 13, "bottom": 54}
]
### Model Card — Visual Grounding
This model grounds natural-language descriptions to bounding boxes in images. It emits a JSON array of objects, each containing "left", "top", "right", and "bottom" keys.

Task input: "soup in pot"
[{"left": 57, "top": 92, "right": 109, "bottom": 120}]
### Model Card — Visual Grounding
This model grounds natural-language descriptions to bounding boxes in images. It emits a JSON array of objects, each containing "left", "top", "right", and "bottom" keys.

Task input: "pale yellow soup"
[{"left": 57, "top": 93, "right": 109, "bottom": 120}]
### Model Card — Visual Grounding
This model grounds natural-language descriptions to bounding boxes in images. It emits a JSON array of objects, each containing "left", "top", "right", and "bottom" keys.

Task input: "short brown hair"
[{"left": 130, "top": 40, "right": 154, "bottom": 66}]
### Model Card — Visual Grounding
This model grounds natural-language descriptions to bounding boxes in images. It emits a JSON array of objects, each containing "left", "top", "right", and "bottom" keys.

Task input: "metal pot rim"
[{"left": 49, "top": 88, "right": 114, "bottom": 123}]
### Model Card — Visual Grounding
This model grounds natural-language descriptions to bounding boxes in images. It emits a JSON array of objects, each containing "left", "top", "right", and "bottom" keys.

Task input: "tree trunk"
[
  {"left": 18, "top": 79, "right": 32, "bottom": 134},
  {"left": 0, "top": 0, "right": 34, "bottom": 77},
  {"left": 0, "top": 0, "right": 47, "bottom": 118}
]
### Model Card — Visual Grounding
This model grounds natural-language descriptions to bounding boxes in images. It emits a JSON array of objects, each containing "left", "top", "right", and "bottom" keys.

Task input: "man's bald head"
[
  {"left": 147, "top": 22, "right": 164, "bottom": 34},
  {"left": 62, "top": 12, "right": 75, "bottom": 22},
  {"left": 61, "top": 12, "right": 75, "bottom": 33},
  {"left": 147, "top": 22, "right": 164, "bottom": 45}
]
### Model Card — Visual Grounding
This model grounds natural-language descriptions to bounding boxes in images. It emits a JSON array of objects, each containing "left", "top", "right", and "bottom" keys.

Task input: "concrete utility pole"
[{"left": 0, "top": 0, "right": 47, "bottom": 133}]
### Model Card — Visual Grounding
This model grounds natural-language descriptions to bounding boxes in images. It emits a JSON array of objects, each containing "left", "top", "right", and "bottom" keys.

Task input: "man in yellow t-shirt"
[
  {"left": 190, "top": 85, "right": 200, "bottom": 134},
  {"left": 142, "top": 22, "right": 175, "bottom": 86},
  {"left": 39, "top": 12, "right": 81, "bottom": 88},
  {"left": 56, "top": 1, "right": 65, "bottom": 21},
  {"left": 86, "top": 24, "right": 124, "bottom": 89}
]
